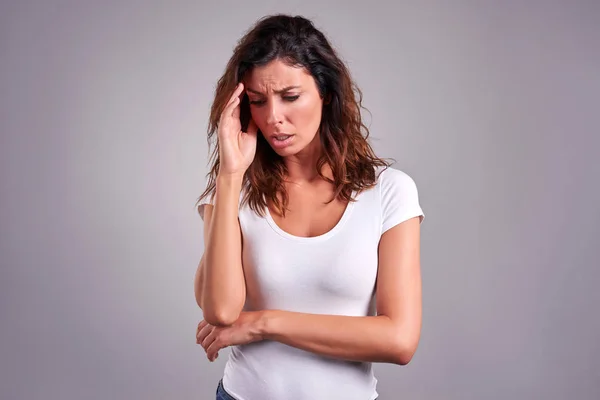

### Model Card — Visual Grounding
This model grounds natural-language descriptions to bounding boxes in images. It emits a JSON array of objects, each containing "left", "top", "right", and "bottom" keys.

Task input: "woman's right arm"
[
  {"left": 192, "top": 205, "right": 212, "bottom": 312},
  {"left": 196, "top": 173, "right": 246, "bottom": 327},
  {"left": 195, "top": 82, "right": 257, "bottom": 326}
]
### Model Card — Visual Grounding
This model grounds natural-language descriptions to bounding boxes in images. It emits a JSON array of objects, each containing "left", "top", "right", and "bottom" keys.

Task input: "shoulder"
[
  {"left": 376, "top": 166, "right": 419, "bottom": 194},
  {"left": 376, "top": 166, "right": 424, "bottom": 234}
]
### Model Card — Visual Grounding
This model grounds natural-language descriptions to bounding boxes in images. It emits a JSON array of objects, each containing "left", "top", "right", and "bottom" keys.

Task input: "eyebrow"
[{"left": 246, "top": 85, "right": 301, "bottom": 95}]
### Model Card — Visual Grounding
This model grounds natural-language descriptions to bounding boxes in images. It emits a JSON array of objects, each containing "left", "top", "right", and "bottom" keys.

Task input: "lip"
[{"left": 269, "top": 133, "right": 295, "bottom": 149}]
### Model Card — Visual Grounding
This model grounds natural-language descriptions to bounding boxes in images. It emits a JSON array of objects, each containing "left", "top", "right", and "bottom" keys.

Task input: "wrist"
[
  {"left": 255, "top": 310, "right": 276, "bottom": 340},
  {"left": 215, "top": 173, "right": 244, "bottom": 200},
  {"left": 216, "top": 172, "right": 244, "bottom": 187}
]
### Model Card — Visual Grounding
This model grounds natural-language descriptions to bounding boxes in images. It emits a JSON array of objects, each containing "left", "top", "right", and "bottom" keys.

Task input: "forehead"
[{"left": 246, "top": 59, "right": 314, "bottom": 92}]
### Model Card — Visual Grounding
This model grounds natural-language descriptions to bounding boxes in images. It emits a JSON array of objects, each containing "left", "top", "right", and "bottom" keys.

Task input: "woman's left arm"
[
  {"left": 199, "top": 216, "right": 422, "bottom": 365},
  {"left": 261, "top": 216, "right": 422, "bottom": 365}
]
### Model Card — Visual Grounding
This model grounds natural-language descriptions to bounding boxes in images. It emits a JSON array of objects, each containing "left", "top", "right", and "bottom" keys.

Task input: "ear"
[{"left": 324, "top": 93, "right": 332, "bottom": 105}]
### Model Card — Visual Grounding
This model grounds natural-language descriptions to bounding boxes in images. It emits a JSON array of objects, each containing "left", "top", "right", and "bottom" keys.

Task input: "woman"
[{"left": 194, "top": 14, "right": 424, "bottom": 400}]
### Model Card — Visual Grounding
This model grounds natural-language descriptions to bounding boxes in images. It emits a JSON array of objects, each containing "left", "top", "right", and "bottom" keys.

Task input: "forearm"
[
  {"left": 193, "top": 256, "right": 205, "bottom": 309},
  {"left": 259, "top": 310, "right": 417, "bottom": 365},
  {"left": 202, "top": 174, "right": 245, "bottom": 326}
]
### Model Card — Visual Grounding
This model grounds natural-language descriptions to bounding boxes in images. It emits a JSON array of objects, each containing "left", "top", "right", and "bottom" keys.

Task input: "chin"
[{"left": 271, "top": 145, "right": 298, "bottom": 157}]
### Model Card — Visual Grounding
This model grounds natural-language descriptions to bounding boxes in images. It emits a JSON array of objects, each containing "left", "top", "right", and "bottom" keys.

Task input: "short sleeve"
[
  {"left": 195, "top": 177, "right": 245, "bottom": 221},
  {"left": 380, "top": 167, "right": 425, "bottom": 234},
  {"left": 196, "top": 178, "right": 215, "bottom": 221}
]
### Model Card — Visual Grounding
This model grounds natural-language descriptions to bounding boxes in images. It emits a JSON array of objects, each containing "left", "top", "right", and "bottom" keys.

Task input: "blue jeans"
[{"left": 216, "top": 379, "right": 237, "bottom": 400}]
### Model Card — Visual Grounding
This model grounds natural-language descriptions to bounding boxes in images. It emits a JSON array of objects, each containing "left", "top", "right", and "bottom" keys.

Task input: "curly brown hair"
[{"left": 195, "top": 14, "right": 391, "bottom": 217}]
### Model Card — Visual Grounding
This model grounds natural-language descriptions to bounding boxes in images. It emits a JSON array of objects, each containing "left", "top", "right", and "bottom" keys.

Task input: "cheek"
[
  {"left": 297, "top": 102, "right": 322, "bottom": 133},
  {"left": 292, "top": 100, "right": 321, "bottom": 127}
]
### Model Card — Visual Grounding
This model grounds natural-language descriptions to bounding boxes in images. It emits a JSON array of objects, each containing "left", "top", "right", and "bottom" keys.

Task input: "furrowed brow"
[{"left": 246, "top": 85, "right": 300, "bottom": 95}]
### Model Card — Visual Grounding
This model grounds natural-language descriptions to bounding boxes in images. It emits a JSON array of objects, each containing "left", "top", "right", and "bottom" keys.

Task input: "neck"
[{"left": 282, "top": 133, "right": 332, "bottom": 183}]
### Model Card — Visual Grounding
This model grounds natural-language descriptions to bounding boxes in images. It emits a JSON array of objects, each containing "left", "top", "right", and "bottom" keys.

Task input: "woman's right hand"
[{"left": 217, "top": 82, "right": 258, "bottom": 178}]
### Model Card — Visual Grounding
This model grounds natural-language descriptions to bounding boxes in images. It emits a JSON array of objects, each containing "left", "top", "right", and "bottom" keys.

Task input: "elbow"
[
  {"left": 202, "top": 306, "right": 241, "bottom": 327},
  {"left": 391, "top": 338, "right": 419, "bottom": 366},
  {"left": 199, "top": 288, "right": 245, "bottom": 326},
  {"left": 394, "top": 351, "right": 415, "bottom": 366}
]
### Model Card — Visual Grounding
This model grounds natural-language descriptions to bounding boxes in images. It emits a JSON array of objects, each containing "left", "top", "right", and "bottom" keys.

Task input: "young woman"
[{"left": 194, "top": 14, "right": 425, "bottom": 400}]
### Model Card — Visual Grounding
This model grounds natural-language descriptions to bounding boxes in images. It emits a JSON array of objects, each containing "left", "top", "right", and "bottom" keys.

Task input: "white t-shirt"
[{"left": 198, "top": 166, "right": 424, "bottom": 400}]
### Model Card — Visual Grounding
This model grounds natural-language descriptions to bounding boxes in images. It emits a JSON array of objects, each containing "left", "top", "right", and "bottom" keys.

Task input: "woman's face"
[{"left": 245, "top": 59, "right": 324, "bottom": 157}]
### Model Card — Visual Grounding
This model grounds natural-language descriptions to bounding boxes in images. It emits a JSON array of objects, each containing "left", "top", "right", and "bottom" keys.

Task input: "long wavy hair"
[{"left": 195, "top": 14, "right": 391, "bottom": 217}]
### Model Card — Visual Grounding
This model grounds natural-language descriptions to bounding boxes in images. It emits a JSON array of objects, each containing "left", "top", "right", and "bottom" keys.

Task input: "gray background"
[{"left": 1, "top": 1, "right": 599, "bottom": 399}]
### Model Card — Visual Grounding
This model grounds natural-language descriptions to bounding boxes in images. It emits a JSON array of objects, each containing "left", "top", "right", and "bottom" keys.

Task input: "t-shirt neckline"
[{"left": 264, "top": 191, "right": 357, "bottom": 242}]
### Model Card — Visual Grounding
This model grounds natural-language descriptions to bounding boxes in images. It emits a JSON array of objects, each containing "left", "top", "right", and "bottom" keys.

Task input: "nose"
[{"left": 265, "top": 99, "right": 283, "bottom": 127}]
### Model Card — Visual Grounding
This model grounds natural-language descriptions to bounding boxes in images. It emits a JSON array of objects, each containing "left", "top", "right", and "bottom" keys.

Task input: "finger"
[
  {"left": 232, "top": 95, "right": 241, "bottom": 120},
  {"left": 222, "top": 83, "right": 244, "bottom": 119},
  {"left": 197, "top": 323, "right": 213, "bottom": 345},
  {"left": 206, "top": 337, "right": 223, "bottom": 362},
  {"left": 219, "top": 96, "right": 240, "bottom": 125},
  {"left": 197, "top": 324, "right": 212, "bottom": 344},
  {"left": 227, "top": 82, "right": 244, "bottom": 105},
  {"left": 201, "top": 327, "right": 219, "bottom": 352},
  {"left": 229, "top": 82, "right": 244, "bottom": 102},
  {"left": 197, "top": 320, "right": 207, "bottom": 331},
  {"left": 196, "top": 320, "right": 208, "bottom": 340}
]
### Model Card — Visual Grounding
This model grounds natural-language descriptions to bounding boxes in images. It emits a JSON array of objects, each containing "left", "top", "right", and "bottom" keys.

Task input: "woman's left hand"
[{"left": 196, "top": 311, "right": 265, "bottom": 362}]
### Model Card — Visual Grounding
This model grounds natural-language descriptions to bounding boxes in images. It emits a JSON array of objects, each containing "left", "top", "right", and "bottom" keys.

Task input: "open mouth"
[{"left": 270, "top": 134, "right": 294, "bottom": 148}]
